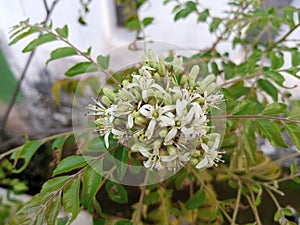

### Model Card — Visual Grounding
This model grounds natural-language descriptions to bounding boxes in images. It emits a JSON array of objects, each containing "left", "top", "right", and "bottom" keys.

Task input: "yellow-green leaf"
[{"left": 62, "top": 177, "right": 80, "bottom": 221}]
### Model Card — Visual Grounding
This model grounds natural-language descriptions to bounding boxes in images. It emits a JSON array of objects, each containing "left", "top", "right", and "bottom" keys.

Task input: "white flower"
[
  {"left": 196, "top": 135, "right": 224, "bottom": 170},
  {"left": 139, "top": 147, "right": 177, "bottom": 170}
]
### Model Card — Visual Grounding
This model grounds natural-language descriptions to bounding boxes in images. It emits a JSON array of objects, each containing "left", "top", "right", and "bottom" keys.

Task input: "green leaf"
[
  {"left": 55, "top": 25, "right": 69, "bottom": 39},
  {"left": 62, "top": 177, "right": 80, "bottom": 221},
  {"left": 262, "top": 103, "right": 287, "bottom": 115},
  {"left": 82, "top": 160, "right": 103, "bottom": 208},
  {"left": 97, "top": 55, "right": 110, "bottom": 70},
  {"left": 211, "top": 61, "right": 219, "bottom": 75},
  {"left": 144, "top": 192, "right": 160, "bottom": 205},
  {"left": 41, "top": 176, "right": 70, "bottom": 192},
  {"left": 291, "top": 49, "right": 300, "bottom": 67},
  {"left": 142, "top": 17, "right": 154, "bottom": 27},
  {"left": 113, "top": 146, "right": 128, "bottom": 181},
  {"left": 254, "top": 119, "right": 287, "bottom": 148},
  {"left": 284, "top": 122, "right": 300, "bottom": 150},
  {"left": 11, "top": 140, "right": 42, "bottom": 173},
  {"left": 274, "top": 209, "right": 282, "bottom": 222},
  {"left": 65, "top": 62, "right": 98, "bottom": 77},
  {"left": 9, "top": 27, "right": 40, "bottom": 45},
  {"left": 257, "top": 79, "right": 278, "bottom": 101},
  {"left": 270, "top": 52, "right": 284, "bottom": 69},
  {"left": 185, "top": 189, "right": 206, "bottom": 210},
  {"left": 209, "top": 17, "right": 222, "bottom": 32},
  {"left": 47, "top": 47, "right": 77, "bottom": 64},
  {"left": 198, "top": 9, "right": 210, "bottom": 22},
  {"left": 46, "top": 194, "right": 61, "bottom": 225},
  {"left": 174, "top": 8, "right": 193, "bottom": 21},
  {"left": 232, "top": 100, "right": 258, "bottom": 115},
  {"left": 114, "top": 220, "right": 133, "bottom": 225},
  {"left": 186, "top": 1, "right": 197, "bottom": 10},
  {"left": 264, "top": 71, "right": 288, "bottom": 87},
  {"left": 105, "top": 180, "right": 128, "bottom": 204},
  {"left": 22, "top": 33, "right": 57, "bottom": 52},
  {"left": 52, "top": 155, "right": 93, "bottom": 176}
]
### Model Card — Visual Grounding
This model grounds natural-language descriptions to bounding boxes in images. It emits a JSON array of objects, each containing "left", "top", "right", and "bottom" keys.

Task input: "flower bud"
[
  {"left": 192, "top": 150, "right": 201, "bottom": 157},
  {"left": 189, "top": 157, "right": 199, "bottom": 165},
  {"left": 205, "top": 82, "right": 217, "bottom": 95},
  {"left": 199, "top": 74, "right": 215, "bottom": 92},
  {"left": 103, "top": 88, "right": 116, "bottom": 101},
  {"left": 180, "top": 74, "right": 187, "bottom": 85},
  {"left": 188, "top": 65, "right": 199, "bottom": 88},
  {"left": 159, "top": 128, "right": 168, "bottom": 137},
  {"left": 167, "top": 145, "right": 177, "bottom": 156},
  {"left": 135, "top": 116, "right": 148, "bottom": 126},
  {"left": 101, "top": 96, "right": 112, "bottom": 107},
  {"left": 158, "top": 62, "right": 166, "bottom": 76}
]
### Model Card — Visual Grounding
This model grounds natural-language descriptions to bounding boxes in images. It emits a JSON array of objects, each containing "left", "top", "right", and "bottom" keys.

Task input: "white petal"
[
  {"left": 139, "top": 104, "right": 154, "bottom": 118},
  {"left": 139, "top": 147, "right": 151, "bottom": 158},
  {"left": 145, "top": 119, "right": 156, "bottom": 139},
  {"left": 128, "top": 114, "right": 134, "bottom": 128},
  {"left": 184, "top": 107, "right": 195, "bottom": 124},
  {"left": 112, "top": 128, "right": 124, "bottom": 136},
  {"left": 155, "top": 161, "right": 163, "bottom": 170},
  {"left": 151, "top": 83, "right": 167, "bottom": 94},
  {"left": 201, "top": 143, "right": 210, "bottom": 152},
  {"left": 104, "top": 132, "right": 110, "bottom": 149},
  {"left": 196, "top": 157, "right": 208, "bottom": 170},
  {"left": 143, "top": 159, "right": 152, "bottom": 168},
  {"left": 159, "top": 115, "right": 175, "bottom": 127},
  {"left": 165, "top": 127, "right": 178, "bottom": 143},
  {"left": 161, "top": 155, "right": 177, "bottom": 162},
  {"left": 159, "top": 105, "right": 176, "bottom": 115},
  {"left": 142, "top": 90, "right": 148, "bottom": 102}
]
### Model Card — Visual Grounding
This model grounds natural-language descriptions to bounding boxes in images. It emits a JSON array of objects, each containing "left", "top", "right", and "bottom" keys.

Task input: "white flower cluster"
[{"left": 87, "top": 50, "right": 224, "bottom": 171}]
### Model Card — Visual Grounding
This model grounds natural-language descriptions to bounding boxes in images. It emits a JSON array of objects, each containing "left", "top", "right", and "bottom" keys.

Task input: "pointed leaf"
[
  {"left": 186, "top": 189, "right": 206, "bottom": 210},
  {"left": 97, "top": 55, "right": 110, "bottom": 70},
  {"left": 284, "top": 122, "right": 300, "bottom": 150},
  {"left": 22, "top": 33, "right": 57, "bottom": 52},
  {"left": 47, "top": 47, "right": 77, "bottom": 64},
  {"left": 257, "top": 79, "right": 278, "bottom": 101},
  {"left": 105, "top": 180, "right": 128, "bottom": 204},
  {"left": 9, "top": 27, "right": 40, "bottom": 45},
  {"left": 53, "top": 155, "right": 93, "bottom": 176},
  {"left": 11, "top": 140, "right": 42, "bottom": 173},
  {"left": 55, "top": 25, "right": 69, "bottom": 38},
  {"left": 65, "top": 62, "right": 98, "bottom": 77},
  {"left": 82, "top": 160, "right": 103, "bottom": 208},
  {"left": 254, "top": 119, "right": 287, "bottom": 148},
  {"left": 46, "top": 194, "right": 62, "bottom": 225},
  {"left": 41, "top": 176, "right": 70, "bottom": 192},
  {"left": 112, "top": 146, "right": 128, "bottom": 181},
  {"left": 62, "top": 177, "right": 80, "bottom": 221},
  {"left": 262, "top": 103, "right": 287, "bottom": 115}
]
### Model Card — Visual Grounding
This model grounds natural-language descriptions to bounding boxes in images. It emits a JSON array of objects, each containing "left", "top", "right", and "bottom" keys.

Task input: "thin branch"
[
  {"left": 267, "top": 23, "right": 300, "bottom": 50},
  {"left": 210, "top": 114, "right": 300, "bottom": 125},
  {"left": 132, "top": 169, "right": 150, "bottom": 225},
  {"left": 231, "top": 180, "right": 242, "bottom": 225},
  {"left": 0, "top": 0, "right": 61, "bottom": 136}
]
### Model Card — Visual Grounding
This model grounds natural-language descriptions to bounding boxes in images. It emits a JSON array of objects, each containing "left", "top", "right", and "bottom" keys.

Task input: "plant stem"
[
  {"left": 210, "top": 114, "right": 300, "bottom": 125},
  {"left": 132, "top": 169, "right": 150, "bottom": 225},
  {"left": 231, "top": 180, "right": 242, "bottom": 225}
]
